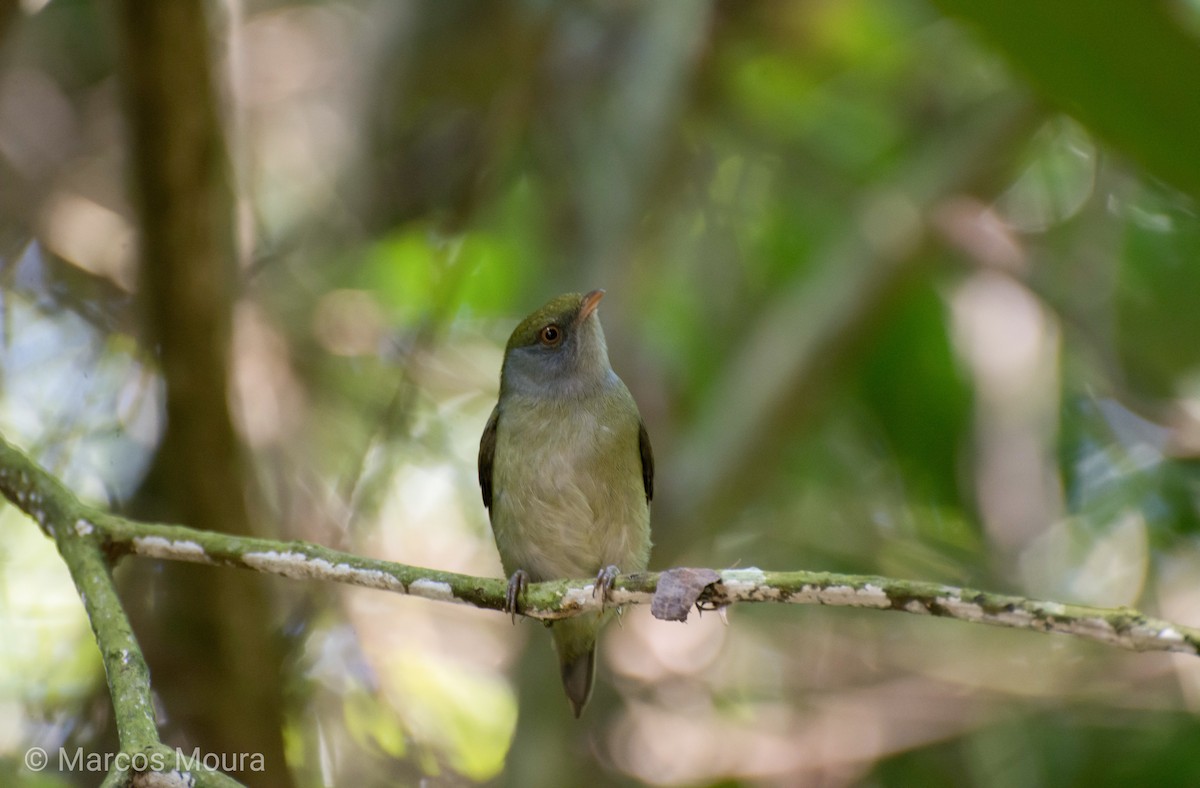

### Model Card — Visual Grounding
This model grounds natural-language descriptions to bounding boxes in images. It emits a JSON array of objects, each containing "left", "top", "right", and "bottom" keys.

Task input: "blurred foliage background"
[{"left": 2, "top": 0, "right": 1200, "bottom": 785}]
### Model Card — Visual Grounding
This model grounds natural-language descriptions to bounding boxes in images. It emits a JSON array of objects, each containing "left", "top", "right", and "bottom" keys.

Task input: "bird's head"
[{"left": 500, "top": 289, "right": 613, "bottom": 398}]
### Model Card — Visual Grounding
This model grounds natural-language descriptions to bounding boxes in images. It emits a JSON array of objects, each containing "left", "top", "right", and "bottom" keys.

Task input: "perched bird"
[{"left": 478, "top": 289, "right": 653, "bottom": 717}]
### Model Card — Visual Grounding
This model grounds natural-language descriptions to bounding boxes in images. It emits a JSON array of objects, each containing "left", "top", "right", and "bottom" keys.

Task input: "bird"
[{"left": 478, "top": 289, "right": 653, "bottom": 717}]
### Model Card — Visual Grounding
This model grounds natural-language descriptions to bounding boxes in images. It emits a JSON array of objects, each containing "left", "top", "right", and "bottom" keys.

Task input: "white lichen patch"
[
  {"left": 606, "top": 588, "right": 650, "bottom": 607},
  {"left": 243, "top": 550, "right": 323, "bottom": 578},
  {"left": 818, "top": 584, "right": 891, "bottom": 609},
  {"left": 134, "top": 536, "right": 210, "bottom": 562},
  {"left": 793, "top": 584, "right": 823, "bottom": 604},
  {"left": 719, "top": 568, "right": 766, "bottom": 589},
  {"left": 931, "top": 595, "right": 1042, "bottom": 629},
  {"left": 408, "top": 578, "right": 456, "bottom": 603},
  {"left": 242, "top": 551, "right": 405, "bottom": 592},
  {"left": 561, "top": 586, "right": 600, "bottom": 612},
  {"left": 861, "top": 583, "right": 887, "bottom": 601},
  {"left": 1076, "top": 616, "right": 1118, "bottom": 638},
  {"left": 74, "top": 519, "right": 94, "bottom": 536},
  {"left": 1158, "top": 627, "right": 1185, "bottom": 643},
  {"left": 1040, "top": 601, "right": 1067, "bottom": 616},
  {"left": 350, "top": 568, "right": 405, "bottom": 591},
  {"left": 933, "top": 595, "right": 985, "bottom": 621},
  {"left": 719, "top": 568, "right": 785, "bottom": 602}
]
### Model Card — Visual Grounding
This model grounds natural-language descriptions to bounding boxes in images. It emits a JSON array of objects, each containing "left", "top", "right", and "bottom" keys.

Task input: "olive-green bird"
[{"left": 478, "top": 289, "right": 653, "bottom": 718}]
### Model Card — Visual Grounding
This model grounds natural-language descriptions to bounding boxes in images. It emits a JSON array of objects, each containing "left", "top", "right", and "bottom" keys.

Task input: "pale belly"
[{"left": 490, "top": 399, "right": 651, "bottom": 582}]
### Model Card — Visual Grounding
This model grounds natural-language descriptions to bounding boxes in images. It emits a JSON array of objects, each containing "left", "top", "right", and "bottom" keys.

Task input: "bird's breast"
[{"left": 489, "top": 392, "right": 650, "bottom": 581}]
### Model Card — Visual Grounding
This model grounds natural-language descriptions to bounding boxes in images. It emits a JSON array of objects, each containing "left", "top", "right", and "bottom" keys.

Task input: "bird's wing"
[
  {"left": 638, "top": 419, "right": 654, "bottom": 504},
  {"left": 478, "top": 405, "right": 499, "bottom": 512}
]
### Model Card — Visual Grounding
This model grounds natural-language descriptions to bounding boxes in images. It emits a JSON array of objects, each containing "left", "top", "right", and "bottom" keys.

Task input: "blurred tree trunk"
[
  {"left": 113, "top": 2, "right": 289, "bottom": 784},
  {"left": 0, "top": 1, "right": 17, "bottom": 46}
]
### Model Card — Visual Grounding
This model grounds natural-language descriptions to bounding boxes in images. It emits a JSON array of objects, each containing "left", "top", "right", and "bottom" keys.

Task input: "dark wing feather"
[
  {"left": 478, "top": 405, "right": 499, "bottom": 512},
  {"left": 638, "top": 419, "right": 654, "bottom": 504}
]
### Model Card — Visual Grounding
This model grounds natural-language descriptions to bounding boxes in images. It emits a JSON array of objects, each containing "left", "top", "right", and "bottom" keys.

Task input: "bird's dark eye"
[{"left": 539, "top": 324, "right": 562, "bottom": 346}]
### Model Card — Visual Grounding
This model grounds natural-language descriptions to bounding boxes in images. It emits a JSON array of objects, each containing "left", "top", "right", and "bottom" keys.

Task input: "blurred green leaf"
[
  {"left": 932, "top": 0, "right": 1200, "bottom": 199},
  {"left": 859, "top": 282, "right": 972, "bottom": 509},
  {"left": 1117, "top": 188, "right": 1200, "bottom": 396}
]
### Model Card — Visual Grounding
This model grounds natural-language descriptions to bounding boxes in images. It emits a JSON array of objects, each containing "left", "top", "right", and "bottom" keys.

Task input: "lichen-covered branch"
[
  {"left": 2, "top": 432, "right": 1198, "bottom": 665},
  {"left": 0, "top": 442, "right": 157, "bottom": 748},
  {"left": 56, "top": 531, "right": 158, "bottom": 749},
  {"left": 105, "top": 527, "right": 1200, "bottom": 657},
  {"left": 0, "top": 437, "right": 239, "bottom": 788}
]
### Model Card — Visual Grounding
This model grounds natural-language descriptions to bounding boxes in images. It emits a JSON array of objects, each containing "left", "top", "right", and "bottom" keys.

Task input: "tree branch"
[
  {"left": 0, "top": 437, "right": 240, "bottom": 788},
  {"left": 3, "top": 430, "right": 1199, "bottom": 667},
  {"left": 106, "top": 524, "right": 1200, "bottom": 657}
]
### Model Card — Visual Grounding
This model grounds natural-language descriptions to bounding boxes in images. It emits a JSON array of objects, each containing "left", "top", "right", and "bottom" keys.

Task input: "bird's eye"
[{"left": 539, "top": 324, "right": 562, "bottom": 346}]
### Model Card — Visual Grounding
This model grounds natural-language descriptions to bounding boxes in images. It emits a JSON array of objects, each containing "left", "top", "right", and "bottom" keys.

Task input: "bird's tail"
[
  {"left": 552, "top": 613, "right": 603, "bottom": 718},
  {"left": 559, "top": 648, "right": 595, "bottom": 719}
]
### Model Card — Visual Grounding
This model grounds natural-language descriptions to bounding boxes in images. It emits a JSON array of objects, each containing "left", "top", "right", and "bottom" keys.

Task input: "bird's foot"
[
  {"left": 505, "top": 569, "right": 529, "bottom": 624},
  {"left": 593, "top": 565, "right": 620, "bottom": 605}
]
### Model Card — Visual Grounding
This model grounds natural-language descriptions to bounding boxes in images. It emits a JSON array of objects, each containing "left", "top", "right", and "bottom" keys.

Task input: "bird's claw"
[
  {"left": 505, "top": 569, "right": 529, "bottom": 624},
  {"left": 593, "top": 565, "right": 620, "bottom": 605}
]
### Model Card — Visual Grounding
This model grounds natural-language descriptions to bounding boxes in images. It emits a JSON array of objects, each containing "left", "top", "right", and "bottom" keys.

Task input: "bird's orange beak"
[{"left": 576, "top": 289, "right": 605, "bottom": 325}]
